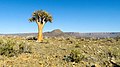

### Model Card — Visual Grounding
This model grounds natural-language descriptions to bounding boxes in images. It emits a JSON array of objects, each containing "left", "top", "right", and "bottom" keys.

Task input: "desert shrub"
[
  {"left": 63, "top": 50, "right": 84, "bottom": 63},
  {"left": 75, "top": 44, "right": 80, "bottom": 48},
  {"left": 114, "top": 36, "right": 120, "bottom": 41},
  {"left": 0, "top": 38, "right": 32, "bottom": 57},
  {"left": 108, "top": 46, "right": 120, "bottom": 58},
  {"left": 26, "top": 36, "right": 37, "bottom": 40}
]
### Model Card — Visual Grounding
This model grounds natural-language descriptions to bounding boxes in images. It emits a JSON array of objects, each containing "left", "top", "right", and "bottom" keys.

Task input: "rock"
[
  {"left": 0, "top": 56, "right": 4, "bottom": 60},
  {"left": 44, "top": 36, "right": 49, "bottom": 39},
  {"left": 95, "top": 63, "right": 101, "bottom": 67},
  {"left": 26, "top": 36, "right": 37, "bottom": 40}
]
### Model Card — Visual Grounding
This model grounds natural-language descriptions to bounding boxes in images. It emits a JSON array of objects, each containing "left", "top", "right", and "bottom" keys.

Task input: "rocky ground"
[{"left": 0, "top": 36, "right": 120, "bottom": 67}]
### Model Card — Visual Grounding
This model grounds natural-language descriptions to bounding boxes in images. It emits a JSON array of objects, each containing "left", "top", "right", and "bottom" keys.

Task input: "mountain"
[
  {"left": 44, "top": 29, "right": 120, "bottom": 38},
  {"left": 65, "top": 32, "right": 120, "bottom": 38},
  {"left": 0, "top": 29, "right": 120, "bottom": 38}
]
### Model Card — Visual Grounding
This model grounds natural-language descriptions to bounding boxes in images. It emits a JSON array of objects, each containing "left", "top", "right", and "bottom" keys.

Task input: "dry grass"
[{"left": 0, "top": 36, "right": 120, "bottom": 67}]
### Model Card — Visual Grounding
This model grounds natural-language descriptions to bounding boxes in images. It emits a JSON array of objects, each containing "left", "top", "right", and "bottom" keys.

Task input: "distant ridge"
[
  {"left": 0, "top": 29, "right": 120, "bottom": 38},
  {"left": 65, "top": 32, "right": 120, "bottom": 38}
]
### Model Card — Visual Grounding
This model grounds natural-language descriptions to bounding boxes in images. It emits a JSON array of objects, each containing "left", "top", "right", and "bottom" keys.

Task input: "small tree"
[{"left": 29, "top": 10, "right": 52, "bottom": 42}]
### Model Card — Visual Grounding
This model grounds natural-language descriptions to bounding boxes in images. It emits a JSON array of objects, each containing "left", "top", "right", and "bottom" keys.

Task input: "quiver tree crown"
[{"left": 29, "top": 10, "right": 52, "bottom": 24}]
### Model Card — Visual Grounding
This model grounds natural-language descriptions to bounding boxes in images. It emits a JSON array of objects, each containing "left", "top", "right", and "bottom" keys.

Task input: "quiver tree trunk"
[{"left": 37, "top": 22, "right": 44, "bottom": 42}]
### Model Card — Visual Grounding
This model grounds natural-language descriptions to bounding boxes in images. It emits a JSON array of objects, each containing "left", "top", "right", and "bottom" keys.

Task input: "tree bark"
[{"left": 37, "top": 22, "right": 44, "bottom": 42}]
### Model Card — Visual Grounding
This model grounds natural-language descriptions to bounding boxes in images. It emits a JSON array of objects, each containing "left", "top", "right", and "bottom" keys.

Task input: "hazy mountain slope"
[{"left": 0, "top": 29, "right": 120, "bottom": 38}]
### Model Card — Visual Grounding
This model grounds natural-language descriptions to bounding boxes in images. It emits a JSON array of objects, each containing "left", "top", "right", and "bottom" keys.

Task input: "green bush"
[
  {"left": 0, "top": 38, "right": 32, "bottom": 57},
  {"left": 63, "top": 50, "right": 84, "bottom": 63}
]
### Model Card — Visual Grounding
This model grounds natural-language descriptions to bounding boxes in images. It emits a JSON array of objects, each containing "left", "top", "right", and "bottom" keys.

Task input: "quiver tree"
[{"left": 29, "top": 10, "right": 52, "bottom": 42}]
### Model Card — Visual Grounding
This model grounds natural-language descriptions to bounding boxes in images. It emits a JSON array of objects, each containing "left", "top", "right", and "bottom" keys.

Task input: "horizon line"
[{"left": 0, "top": 31, "right": 120, "bottom": 34}]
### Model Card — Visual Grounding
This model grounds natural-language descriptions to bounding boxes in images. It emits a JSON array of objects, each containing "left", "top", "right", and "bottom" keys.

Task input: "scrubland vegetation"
[{"left": 0, "top": 36, "right": 120, "bottom": 67}]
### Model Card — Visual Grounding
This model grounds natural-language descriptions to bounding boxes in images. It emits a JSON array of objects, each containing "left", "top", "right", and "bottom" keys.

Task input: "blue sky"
[{"left": 0, "top": 0, "right": 120, "bottom": 33}]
